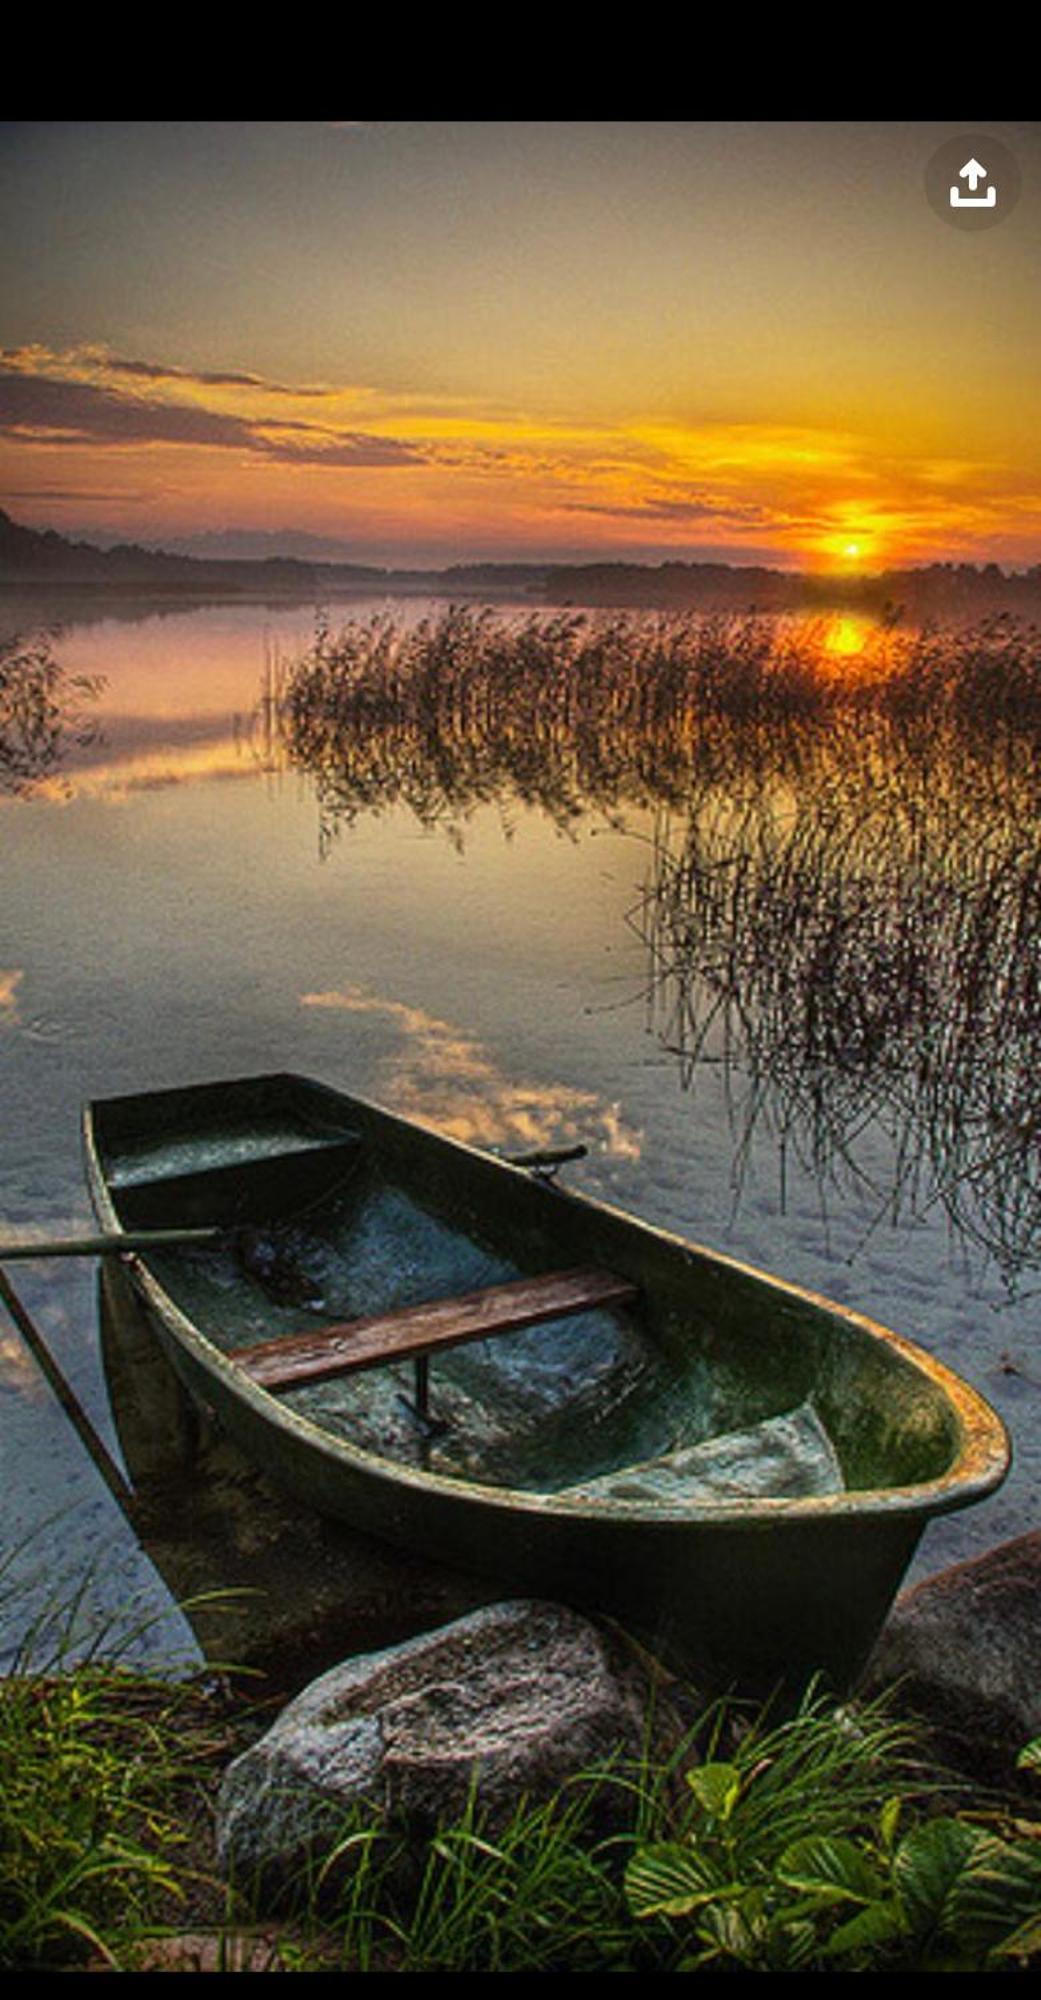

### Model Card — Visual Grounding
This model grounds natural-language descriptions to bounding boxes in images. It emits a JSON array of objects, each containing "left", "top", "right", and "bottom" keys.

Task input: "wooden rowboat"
[{"left": 83, "top": 1071, "right": 1009, "bottom": 1692}]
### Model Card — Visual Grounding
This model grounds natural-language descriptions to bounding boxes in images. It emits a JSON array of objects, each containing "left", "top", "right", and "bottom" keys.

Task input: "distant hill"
[
  {"left": 2, "top": 508, "right": 1039, "bottom": 618},
  {"left": 0, "top": 509, "right": 562, "bottom": 600},
  {"left": 0, "top": 507, "right": 385, "bottom": 593}
]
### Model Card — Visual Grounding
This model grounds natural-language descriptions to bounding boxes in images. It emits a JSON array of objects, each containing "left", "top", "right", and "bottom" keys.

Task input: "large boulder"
[
  {"left": 216, "top": 1599, "right": 654, "bottom": 1906},
  {"left": 864, "top": 1532, "right": 1041, "bottom": 1778}
]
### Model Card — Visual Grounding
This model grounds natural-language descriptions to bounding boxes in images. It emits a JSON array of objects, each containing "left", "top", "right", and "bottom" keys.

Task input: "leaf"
[
  {"left": 821, "top": 1897, "right": 906, "bottom": 1962},
  {"left": 685, "top": 1760, "right": 741, "bottom": 1820},
  {"left": 625, "top": 1842, "right": 733, "bottom": 1919},
  {"left": 1018, "top": 1738, "right": 1041, "bottom": 1775},
  {"left": 694, "top": 1894, "right": 768, "bottom": 1966},
  {"left": 776, "top": 1915, "right": 827, "bottom": 1972},
  {"left": 879, "top": 1793, "right": 902, "bottom": 1852},
  {"left": 777, "top": 1833, "right": 884, "bottom": 1907},
  {"left": 944, "top": 1835, "right": 1041, "bottom": 1953},
  {"left": 891, "top": 1816, "right": 987, "bottom": 1939},
  {"left": 989, "top": 1909, "right": 1041, "bottom": 1964}
]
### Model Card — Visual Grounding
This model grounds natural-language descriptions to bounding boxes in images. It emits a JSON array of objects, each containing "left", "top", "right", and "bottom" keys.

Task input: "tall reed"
[{"left": 272, "top": 606, "right": 1041, "bottom": 1280}]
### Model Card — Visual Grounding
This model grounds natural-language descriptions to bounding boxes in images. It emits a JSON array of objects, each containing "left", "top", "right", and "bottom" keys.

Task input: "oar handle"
[
  {"left": 0, "top": 1227, "right": 223, "bottom": 1261},
  {"left": 504, "top": 1144, "right": 588, "bottom": 1170}
]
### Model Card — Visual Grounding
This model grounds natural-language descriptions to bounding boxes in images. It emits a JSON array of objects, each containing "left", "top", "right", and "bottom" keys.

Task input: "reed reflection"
[
  {"left": 0, "top": 632, "right": 103, "bottom": 795},
  {"left": 269, "top": 605, "right": 845, "bottom": 848},
  {"left": 276, "top": 607, "right": 1041, "bottom": 1282},
  {"left": 639, "top": 711, "right": 1041, "bottom": 1286}
]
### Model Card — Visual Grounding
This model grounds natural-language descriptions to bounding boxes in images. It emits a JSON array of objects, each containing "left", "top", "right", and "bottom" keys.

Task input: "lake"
[{"left": 1, "top": 592, "right": 1035, "bottom": 1673}]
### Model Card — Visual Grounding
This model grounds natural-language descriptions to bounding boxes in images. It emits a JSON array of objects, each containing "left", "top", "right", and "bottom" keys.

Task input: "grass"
[
  {"left": 0, "top": 1661, "right": 239, "bottom": 1970},
  {"left": 4, "top": 1632, "right": 1041, "bottom": 1973}
]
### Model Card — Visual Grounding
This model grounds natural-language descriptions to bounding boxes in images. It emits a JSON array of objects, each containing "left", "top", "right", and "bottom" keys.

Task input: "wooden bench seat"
[{"left": 235, "top": 1265, "right": 638, "bottom": 1394}]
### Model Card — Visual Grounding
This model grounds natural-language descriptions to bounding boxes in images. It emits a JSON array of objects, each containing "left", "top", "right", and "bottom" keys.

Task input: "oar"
[
  {"left": 0, "top": 1227, "right": 223, "bottom": 1261},
  {"left": 0, "top": 1262, "right": 137, "bottom": 1515}
]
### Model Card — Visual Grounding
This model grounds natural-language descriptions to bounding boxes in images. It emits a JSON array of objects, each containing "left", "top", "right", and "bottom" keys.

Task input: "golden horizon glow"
[
  {"left": 5, "top": 338, "right": 1036, "bottom": 572},
  {"left": 3, "top": 124, "right": 1039, "bottom": 572}
]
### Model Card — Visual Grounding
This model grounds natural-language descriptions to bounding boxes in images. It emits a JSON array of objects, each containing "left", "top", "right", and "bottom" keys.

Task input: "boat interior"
[{"left": 87, "top": 1074, "right": 965, "bottom": 1505}]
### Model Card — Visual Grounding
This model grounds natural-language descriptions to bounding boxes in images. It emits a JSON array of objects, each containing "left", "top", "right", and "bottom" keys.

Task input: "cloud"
[
  {"left": 0, "top": 969, "right": 23, "bottom": 1024},
  {"left": 263, "top": 433, "right": 425, "bottom": 468},
  {"left": 299, "top": 984, "right": 642, "bottom": 1159},
  {"left": 0, "top": 363, "right": 425, "bottom": 467},
  {"left": 2, "top": 343, "right": 327, "bottom": 399},
  {"left": 4, "top": 485, "right": 155, "bottom": 503},
  {"left": 97, "top": 353, "right": 330, "bottom": 399},
  {"left": 5, "top": 346, "right": 1037, "bottom": 568},
  {"left": 562, "top": 492, "right": 777, "bottom": 528}
]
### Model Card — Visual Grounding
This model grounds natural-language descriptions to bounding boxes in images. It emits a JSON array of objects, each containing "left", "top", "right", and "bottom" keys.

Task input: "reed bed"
[
  {"left": 273, "top": 606, "right": 1041, "bottom": 1282},
  {"left": 270, "top": 605, "right": 837, "bottom": 844},
  {"left": 272, "top": 605, "right": 1041, "bottom": 834}
]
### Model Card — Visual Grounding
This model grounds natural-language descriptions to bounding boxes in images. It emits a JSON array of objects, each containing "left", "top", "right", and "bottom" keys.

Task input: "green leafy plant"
[
  {"left": 1019, "top": 1736, "right": 1041, "bottom": 1777},
  {"left": 625, "top": 1692, "right": 1041, "bottom": 1971},
  {"left": 6, "top": 1622, "right": 1041, "bottom": 1973}
]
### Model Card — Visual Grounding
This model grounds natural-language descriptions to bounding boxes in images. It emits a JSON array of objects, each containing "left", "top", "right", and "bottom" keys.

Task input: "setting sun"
[
  {"left": 2, "top": 123, "right": 1039, "bottom": 571},
  {"left": 814, "top": 521, "right": 888, "bottom": 570}
]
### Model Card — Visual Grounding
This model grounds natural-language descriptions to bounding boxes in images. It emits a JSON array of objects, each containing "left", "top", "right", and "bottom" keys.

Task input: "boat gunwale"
[{"left": 82, "top": 1076, "right": 1011, "bottom": 1530}]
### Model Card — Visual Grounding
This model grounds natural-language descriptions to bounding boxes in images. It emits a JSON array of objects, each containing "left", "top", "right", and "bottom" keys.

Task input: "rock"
[
  {"left": 864, "top": 1531, "right": 1041, "bottom": 1777},
  {"left": 216, "top": 1599, "right": 654, "bottom": 1907},
  {"left": 98, "top": 1930, "right": 291, "bottom": 1974}
]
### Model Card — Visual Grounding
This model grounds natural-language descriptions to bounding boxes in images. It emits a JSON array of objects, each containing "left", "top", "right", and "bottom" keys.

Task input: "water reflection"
[
  {"left": 301, "top": 985, "right": 642, "bottom": 1160},
  {"left": 97, "top": 1259, "right": 496, "bottom": 1686},
  {"left": 637, "top": 717, "right": 1041, "bottom": 1282},
  {"left": 36, "top": 731, "right": 253, "bottom": 801},
  {"left": 277, "top": 606, "right": 1041, "bottom": 1284},
  {"left": 0, "top": 631, "right": 103, "bottom": 795},
  {"left": 0, "top": 968, "right": 23, "bottom": 1025}
]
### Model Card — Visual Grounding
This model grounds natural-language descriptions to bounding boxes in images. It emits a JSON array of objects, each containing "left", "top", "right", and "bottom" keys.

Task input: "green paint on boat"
[{"left": 82, "top": 1071, "right": 1009, "bottom": 1694}]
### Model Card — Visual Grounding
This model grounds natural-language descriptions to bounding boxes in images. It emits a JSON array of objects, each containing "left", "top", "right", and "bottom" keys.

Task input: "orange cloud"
[{"left": 3, "top": 344, "right": 1039, "bottom": 570}]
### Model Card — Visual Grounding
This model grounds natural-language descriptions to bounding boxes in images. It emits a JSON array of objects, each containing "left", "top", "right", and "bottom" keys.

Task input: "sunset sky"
[{"left": 2, "top": 120, "right": 1039, "bottom": 572}]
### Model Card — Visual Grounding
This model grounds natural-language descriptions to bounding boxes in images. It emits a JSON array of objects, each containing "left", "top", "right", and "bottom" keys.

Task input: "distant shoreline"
[{"left": 3, "top": 508, "right": 1040, "bottom": 621}]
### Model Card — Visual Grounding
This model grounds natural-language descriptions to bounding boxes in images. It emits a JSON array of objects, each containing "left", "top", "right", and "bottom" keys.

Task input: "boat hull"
[{"left": 84, "top": 1071, "right": 1010, "bottom": 1693}]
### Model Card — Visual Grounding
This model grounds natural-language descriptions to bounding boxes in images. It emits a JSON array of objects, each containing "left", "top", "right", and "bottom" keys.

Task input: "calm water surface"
[{"left": 1, "top": 593, "right": 1034, "bottom": 1669}]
